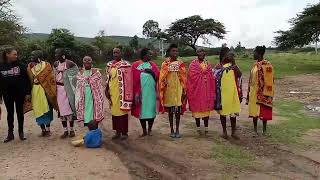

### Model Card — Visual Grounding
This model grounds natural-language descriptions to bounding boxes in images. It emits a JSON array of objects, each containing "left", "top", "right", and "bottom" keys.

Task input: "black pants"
[{"left": 3, "top": 93, "right": 25, "bottom": 133}]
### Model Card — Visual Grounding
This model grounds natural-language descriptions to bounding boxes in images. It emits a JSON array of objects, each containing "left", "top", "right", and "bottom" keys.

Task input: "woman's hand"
[
  {"left": 144, "top": 69, "right": 156, "bottom": 81},
  {"left": 181, "top": 91, "right": 187, "bottom": 103},
  {"left": 134, "top": 94, "right": 140, "bottom": 105}
]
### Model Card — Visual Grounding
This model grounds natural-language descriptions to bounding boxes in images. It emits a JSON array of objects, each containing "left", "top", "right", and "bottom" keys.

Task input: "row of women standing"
[{"left": 0, "top": 44, "right": 274, "bottom": 143}]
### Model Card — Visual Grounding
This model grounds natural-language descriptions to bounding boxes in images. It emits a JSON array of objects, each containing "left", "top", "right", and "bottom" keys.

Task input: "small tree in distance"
[
  {"left": 166, "top": 15, "right": 226, "bottom": 52},
  {"left": 142, "top": 20, "right": 161, "bottom": 38},
  {"left": 274, "top": 2, "right": 320, "bottom": 54},
  {"left": 129, "top": 35, "right": 139, "bottom": 50}
]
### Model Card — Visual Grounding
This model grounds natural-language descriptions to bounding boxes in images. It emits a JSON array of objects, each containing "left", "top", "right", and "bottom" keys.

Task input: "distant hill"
[{"left": 24, "top": 33, "right": 159, "bottom": 47}]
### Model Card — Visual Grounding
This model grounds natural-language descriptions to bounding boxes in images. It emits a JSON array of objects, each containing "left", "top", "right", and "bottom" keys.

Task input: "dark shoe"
[
  {"left": 220, "top": 133, "right": 229, "bottom": 140},
  {"left": 46, "top": 131, "right": 52, "bottom": 137},
  {"left": 40, "top": 131, "right": 47, "bottom": 137},
  {"left": 204, "top": 127, "right": 209, "bottom": 136},
  {"left": 140, "top": 133, "right": 147, "bottom": 138},
  {"left": 60, "top": 131, "right": 69, "bottom": 139},
  {"left": 252, "top": 132, "right": 259, "bottom": 138},
  {"left": 4, "top": 133, "right": 14, "bottom": 143},
  {"left": 19, "top": 132, "right": 27, "bottom": 141},
  {"left": 69, "top": 131, "right": 75, "bottom": 138},
  {"left": 112, "top": 133, "right": 121, "bottom": 140},
  {"left": 231, "top": 134, "right": 240, "bottom": 140},
  {"left": 120, "top": 134, "right": 128, "bottom": 140},
  {"left": 140, "top": 129, "right": 147, "bottom": 137}
]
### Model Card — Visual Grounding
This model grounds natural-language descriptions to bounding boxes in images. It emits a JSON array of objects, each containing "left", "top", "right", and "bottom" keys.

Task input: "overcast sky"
[{"left": 13, "top": 0, "right": 318, "bottom": 48}]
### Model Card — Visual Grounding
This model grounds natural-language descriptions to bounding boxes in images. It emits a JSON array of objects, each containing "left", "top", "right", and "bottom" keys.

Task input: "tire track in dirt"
[
  {"left": 231, "top": 126, "right": 320, "bottom": 179},
  {"left": 98, "top": 74, "right": 320, "bottom": 180},
  {"left": 101, "top": 125, "right": 190, "bottom": 180}
]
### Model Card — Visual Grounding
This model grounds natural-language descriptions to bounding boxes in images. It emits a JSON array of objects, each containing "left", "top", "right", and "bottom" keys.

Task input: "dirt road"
[
  {"left": 0, "top": 110, "right": 130, "bottom": 180},
  {"left": 1, "top": 75, "right": 320, "bottom": 180}
]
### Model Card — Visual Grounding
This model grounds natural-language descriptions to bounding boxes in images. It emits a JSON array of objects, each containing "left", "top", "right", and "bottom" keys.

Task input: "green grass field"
[
  {"left": 96, "top": 52, "right": 320, "bottom": 78},
  {"left": 154, "top": 52, "right": 320, "bottom": 78},
  {"left": 269, "top": 101, "right": 320, "bottom": 147}
]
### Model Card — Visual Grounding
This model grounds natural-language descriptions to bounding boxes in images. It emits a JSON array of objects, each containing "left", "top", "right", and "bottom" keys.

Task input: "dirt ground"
[{"left": 0, "top": 74, "right": 320, "bottom": 180}]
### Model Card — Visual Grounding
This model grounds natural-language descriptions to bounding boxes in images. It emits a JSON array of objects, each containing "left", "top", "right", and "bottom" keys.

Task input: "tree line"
[{"left": 1, "top": 0, "right": 319, "bottom": 65}]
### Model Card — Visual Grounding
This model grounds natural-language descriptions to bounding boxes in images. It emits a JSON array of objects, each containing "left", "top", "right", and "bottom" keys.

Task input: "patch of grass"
[
  {"left": 154, "top": 53, "right": 320, "bottom": 78},
  {"left": 212, "top": 138, "right": 256, "bottom": 169},
  {"left": 269, "top": 101, "right": 320, "bottom": 147},
  {"left": 94, "top": 62, "right": 107, "bottom": 71},
  {"left": 96, "top": 53, "right": 320, "bottom": 78}
]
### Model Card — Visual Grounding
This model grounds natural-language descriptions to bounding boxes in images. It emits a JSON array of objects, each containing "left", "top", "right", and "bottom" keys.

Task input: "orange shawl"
[
  {"left": 159, "top": 58, "right": 187, "bottom": 112},
  {"left": 27, "top": 62, "right": 59, "bottom": 111}
]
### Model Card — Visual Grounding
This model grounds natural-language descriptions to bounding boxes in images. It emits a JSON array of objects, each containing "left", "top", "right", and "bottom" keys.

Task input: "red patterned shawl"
[
  {"left": 106, "top": 60, "right": 133, "bottom": 111},
  {"left": 187, "top": 59, "right": 215, "bottom": 112},
  {"left": 75, "top": 68, "right": 104, "bottom": 122}
]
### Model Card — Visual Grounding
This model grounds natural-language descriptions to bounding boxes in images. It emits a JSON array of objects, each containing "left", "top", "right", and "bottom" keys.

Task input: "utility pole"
[{"left": 160, "top": 38, "right": 166, "bottom": 57}]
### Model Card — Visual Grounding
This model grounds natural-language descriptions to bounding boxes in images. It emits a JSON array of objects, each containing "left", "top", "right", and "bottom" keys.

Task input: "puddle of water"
[{"left": 305, "top": 105, "right": 320, "bottom": 113}]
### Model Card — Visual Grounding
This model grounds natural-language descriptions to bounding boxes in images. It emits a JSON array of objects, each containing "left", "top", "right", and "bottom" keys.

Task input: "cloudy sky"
[{"left": 13, "top": 0, "right": 318, "bottom": 48}]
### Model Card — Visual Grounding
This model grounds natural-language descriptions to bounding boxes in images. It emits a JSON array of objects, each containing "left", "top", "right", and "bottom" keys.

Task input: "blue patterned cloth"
[{"left": 36, "top": 109, "right": 53, "bottom": 126}]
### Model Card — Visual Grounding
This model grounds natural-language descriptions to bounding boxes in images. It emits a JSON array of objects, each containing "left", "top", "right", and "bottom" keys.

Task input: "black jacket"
[{"left": 0, "top": 61, "right": 31, "bottom": 100}]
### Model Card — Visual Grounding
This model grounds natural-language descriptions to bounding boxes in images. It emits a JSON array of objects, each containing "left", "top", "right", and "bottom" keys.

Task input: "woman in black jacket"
[{"left": 0, "top": 47, "right": 31, "bottom": 143}]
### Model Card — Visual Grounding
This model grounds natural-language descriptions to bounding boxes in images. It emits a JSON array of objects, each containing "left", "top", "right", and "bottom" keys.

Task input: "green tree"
[
  {"left": 0, "top": 0, "right": 25, "bottom": 47},
  {"left": 129, "top": 35, "right": 139, "bottom": 49},
  {"left": 19, "top": 39, "right": 49, "bottom": 63},
  {"left": 142, "top": 20, "right": 161, "bottom": 38},
  {"left": 73, "top": 42, "right": 97, "bottom": 61},
  {"left": 47, "top": 28, "right": 75, "bottom": 50},
  {"left": 92, "top": 30, "right": 118, "bottom": 56},
  {"left": 274, "top": 2, "right": 320, "bottom": 53},
  {"left": 235, "top": 41, "right": 245, "bottom": 53},
  {"left": 166, "top": 15, "right": 226, "bottom": 51}
]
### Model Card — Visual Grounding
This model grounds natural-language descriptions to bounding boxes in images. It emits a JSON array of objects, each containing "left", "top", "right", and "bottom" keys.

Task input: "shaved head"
[
  {"left": 196, "top": 48, "right": 205, "bottom": 53},
  {"left": 113, "top": 48, "right": 122, "bottom": 60},
  {"left": 197, "top": 48, "right": 206, "bottom": 61}
]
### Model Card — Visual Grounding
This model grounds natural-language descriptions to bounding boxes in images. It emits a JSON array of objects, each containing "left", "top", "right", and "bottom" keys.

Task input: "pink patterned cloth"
[
  {"left": 187, "top": 59, "right": 216, "bottom": 112},
  {"left": 75, "top": 69, "right": 104, "bottom": 122},
  {"left": 56, "top": 62, "right": 73, "bottom": 116}
]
